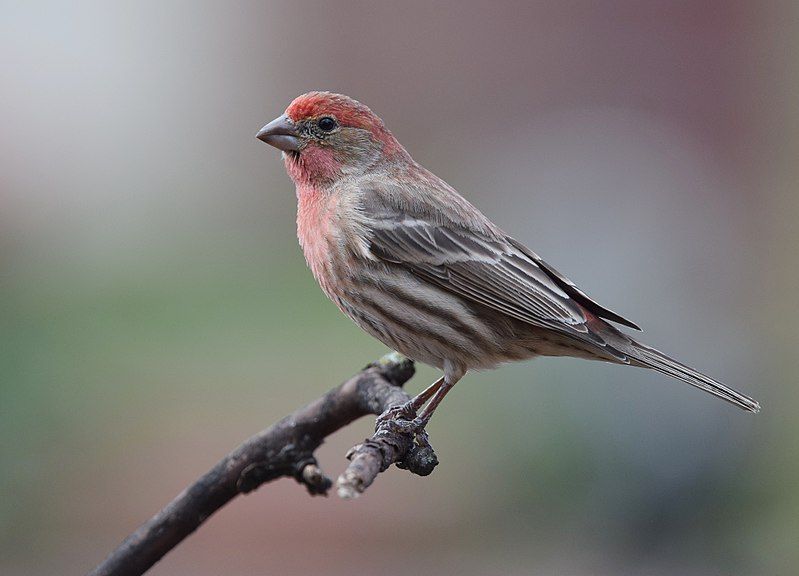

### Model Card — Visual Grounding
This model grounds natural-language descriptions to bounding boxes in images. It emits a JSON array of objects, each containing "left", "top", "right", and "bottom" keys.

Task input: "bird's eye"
[{"left": 318, "top": 117, "right": 337, "bottom": 132}]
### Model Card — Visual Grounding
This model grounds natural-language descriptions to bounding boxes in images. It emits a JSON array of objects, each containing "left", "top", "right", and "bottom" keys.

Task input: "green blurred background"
[{"left": 1, "top": 1, "right": 797, "bottom": 574}]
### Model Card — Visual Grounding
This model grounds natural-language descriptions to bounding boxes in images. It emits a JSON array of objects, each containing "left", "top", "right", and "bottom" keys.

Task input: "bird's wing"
[
  {"left": 366, "top": 208, "right": 640, "bottom": 335},
  {"left": 505, "top": 238, "right": 641, "bottom": 330}
]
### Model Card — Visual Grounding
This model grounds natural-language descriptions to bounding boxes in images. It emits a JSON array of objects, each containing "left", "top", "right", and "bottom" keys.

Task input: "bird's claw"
[
  {"left": 376, "top": 402, "right": 416, "bottom": 427},
  {"left": 376, "top": 403, "right": 429, "bottom": 444},
  {"left": 379, "top": 417, "right": 422, "bottom": 435}
]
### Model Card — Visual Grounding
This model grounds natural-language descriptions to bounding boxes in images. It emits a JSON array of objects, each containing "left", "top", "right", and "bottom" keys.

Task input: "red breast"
[{"left": 296, "top": 186, "right": 337, "bottom": 297}]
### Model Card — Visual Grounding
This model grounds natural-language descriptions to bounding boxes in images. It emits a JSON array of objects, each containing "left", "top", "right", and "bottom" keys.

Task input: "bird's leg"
[
  {"left": 376, "top": 376, "right": 444, "bottom": 428},
  {"left": 376, "top": 368, "right": 464, "bottom": 446},
  {"left": 409, "top": 376, "right": 446, "bottom": 411},
  {"left": 414, "top": 377, "right": 455, "bottom": 426},
  {"left": 405, "top": 378, "right": 456, "bottom": 448}
]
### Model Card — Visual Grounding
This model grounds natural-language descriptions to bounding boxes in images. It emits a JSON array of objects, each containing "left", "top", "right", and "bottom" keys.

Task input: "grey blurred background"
[{"left": 1, "top": 1, "right": 797, "bottom": 574}]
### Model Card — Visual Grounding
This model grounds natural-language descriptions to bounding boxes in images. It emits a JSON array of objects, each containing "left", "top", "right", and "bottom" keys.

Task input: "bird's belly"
[
  {"left": 334, "top": 296, "right": 450, "bottom": 369},
  {"left": 329, "top": 266, "right": 543, "bottom": 370}
]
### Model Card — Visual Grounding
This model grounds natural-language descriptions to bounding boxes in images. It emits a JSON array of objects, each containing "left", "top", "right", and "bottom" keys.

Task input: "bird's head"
[{"left": 257, "top": 92, "right": 407, "bottom": 187}]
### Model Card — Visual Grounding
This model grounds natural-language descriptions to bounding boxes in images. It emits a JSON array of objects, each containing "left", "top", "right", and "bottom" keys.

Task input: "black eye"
[{"left": 318, "top": 117, "right": 337, "bottom": 132}]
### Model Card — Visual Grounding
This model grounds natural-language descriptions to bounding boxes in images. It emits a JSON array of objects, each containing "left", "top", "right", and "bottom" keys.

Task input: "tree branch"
[{"left": 88, "top": 353, "right": 436, "bottom": 576}]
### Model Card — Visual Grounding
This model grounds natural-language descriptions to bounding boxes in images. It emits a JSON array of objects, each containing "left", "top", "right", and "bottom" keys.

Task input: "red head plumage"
[
  {"left": 286, "top": 92, "right": 376, "bottom": 129},
  {"left": 285, "top": 92, "right": 401, "bottom": 154}
]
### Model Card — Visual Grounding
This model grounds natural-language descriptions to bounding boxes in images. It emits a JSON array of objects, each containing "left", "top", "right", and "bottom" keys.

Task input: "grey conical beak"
[{"left": 256, "top": 114, "right": 301, "bottom": 152}]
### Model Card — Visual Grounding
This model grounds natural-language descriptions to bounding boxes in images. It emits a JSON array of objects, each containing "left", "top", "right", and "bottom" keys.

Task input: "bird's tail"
[{"left": 611, "top": 337, "right": 760, "bottom": 413}]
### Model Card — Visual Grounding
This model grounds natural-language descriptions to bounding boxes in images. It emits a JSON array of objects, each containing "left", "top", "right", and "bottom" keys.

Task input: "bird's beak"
[{"left": 256, "top": 114, "right": 301, "bottom": 152}]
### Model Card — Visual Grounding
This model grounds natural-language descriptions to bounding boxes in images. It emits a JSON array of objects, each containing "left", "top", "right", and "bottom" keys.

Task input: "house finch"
[{"left": 257, "top": 92, "right": 760, "bottom": 432}]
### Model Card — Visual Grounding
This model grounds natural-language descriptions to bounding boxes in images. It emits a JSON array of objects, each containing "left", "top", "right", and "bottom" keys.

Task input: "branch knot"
[{"left": 90, "top": 353, "right": 436, "bottom": 576}]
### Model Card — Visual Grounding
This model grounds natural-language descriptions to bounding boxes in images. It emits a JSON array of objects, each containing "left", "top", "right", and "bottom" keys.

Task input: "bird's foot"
[
  {"left": 375, "top": 401, "right": 418, "bottom": 432},
  {"left": 375, "top": 403, "right": 430, "bottom": 447}
]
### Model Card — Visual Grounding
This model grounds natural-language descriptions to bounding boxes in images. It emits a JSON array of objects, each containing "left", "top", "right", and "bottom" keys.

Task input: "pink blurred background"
[{"left": 1, "top": 1, "right": 797, "bottom": 574}]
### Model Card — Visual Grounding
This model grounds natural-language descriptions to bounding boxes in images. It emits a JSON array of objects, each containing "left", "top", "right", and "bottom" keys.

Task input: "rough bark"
[{"left": 88, "top": 353, "right": 436, "bottom": 576}]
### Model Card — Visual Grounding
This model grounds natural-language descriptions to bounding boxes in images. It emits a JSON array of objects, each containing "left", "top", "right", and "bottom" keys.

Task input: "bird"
[{"left": 256, "top": 91, "right": 760, "bottom": 435}]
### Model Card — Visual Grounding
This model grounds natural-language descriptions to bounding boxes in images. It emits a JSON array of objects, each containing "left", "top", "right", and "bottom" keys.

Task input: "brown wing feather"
[
  {"left": 506, "top": 238, "right": 642, "bottom": 331},
  {"left": 359, "top": 176, "right": 640, "bottom": 334},
  {"left": 368, "top": 215, "right": 610, "bottom": 342}
]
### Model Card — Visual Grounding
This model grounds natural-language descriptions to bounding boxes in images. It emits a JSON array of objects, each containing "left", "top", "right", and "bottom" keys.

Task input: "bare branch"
[{"left": 88, "top": 352, "right": 436, "bottom": 576}]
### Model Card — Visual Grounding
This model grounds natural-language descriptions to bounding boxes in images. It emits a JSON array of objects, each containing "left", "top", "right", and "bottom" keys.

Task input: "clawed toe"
[
  {"left": 376, "top": 402, "right": 416, "bottom": 426},
  {"left": 375, "top": 403, "right": 429, "bottom": 440},
  {"left": 379, "top": 417, "right": 422, "bottom": 435}
]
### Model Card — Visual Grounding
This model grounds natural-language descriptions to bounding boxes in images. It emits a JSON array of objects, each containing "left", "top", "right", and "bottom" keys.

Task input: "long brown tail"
[{"left": 617, "top": 339, "right": 760, "bottom": 412}]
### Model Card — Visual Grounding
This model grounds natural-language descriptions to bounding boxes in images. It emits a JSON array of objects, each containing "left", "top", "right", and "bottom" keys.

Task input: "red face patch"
[
  {"left": 285, "top": 92, "right": 380, "bottom": 132},
  {"left": 284, "top": 92, "right": 404, "bottom": 159}
]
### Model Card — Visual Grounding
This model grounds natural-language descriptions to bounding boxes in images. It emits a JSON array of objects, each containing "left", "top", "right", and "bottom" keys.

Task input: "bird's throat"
[{"left": 283, "top": 146, "right": 341, "bottom": 188}]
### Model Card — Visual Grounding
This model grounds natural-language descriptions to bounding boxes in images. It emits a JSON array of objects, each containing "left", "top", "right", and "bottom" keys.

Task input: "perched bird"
[{"left": 257, "top": 91, "right": 760, "bottom": 432}]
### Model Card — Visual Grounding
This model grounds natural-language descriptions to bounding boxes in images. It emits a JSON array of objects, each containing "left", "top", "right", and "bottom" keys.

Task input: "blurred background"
[{"left": 1, "top": 1, "right": 797, "bottom": 574}]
